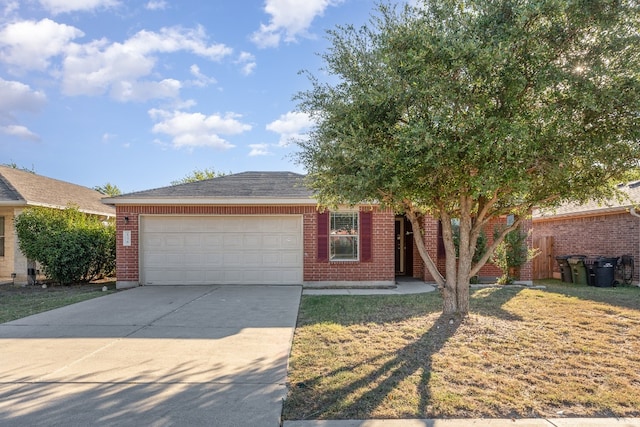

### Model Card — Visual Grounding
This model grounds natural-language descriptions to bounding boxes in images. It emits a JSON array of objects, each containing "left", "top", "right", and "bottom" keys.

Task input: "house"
[
  {"left": 103, "top": 171, "right": 531, "bottom": 289},
  {"left": 0, "top": 165, "right": 116, "bottom": 284},
  {"left": 533, "top": 181, "right": 640, "bottom": 284}
]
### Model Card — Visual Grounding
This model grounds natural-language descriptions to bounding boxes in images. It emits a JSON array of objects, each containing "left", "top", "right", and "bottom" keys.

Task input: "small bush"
[{"left": 14, "top": 206, "right": 115, "bottom": 284}]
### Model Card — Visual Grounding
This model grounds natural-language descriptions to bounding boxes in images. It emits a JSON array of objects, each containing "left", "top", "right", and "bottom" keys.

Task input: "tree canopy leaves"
[{"left": 295, "top": 0, "right": 640, "bottom": 313}]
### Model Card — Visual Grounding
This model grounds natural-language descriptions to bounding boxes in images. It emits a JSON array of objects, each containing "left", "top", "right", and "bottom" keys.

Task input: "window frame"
[{"left": 329, "top": 211, "right": 359, "bottom": 261}]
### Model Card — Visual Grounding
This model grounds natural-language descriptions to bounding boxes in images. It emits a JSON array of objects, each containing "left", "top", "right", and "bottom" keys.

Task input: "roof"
[
  {"left": 103, "top": 171, "right": 315, "bottom": 205},
  {"left": 0, "top": 165, "right": 115, "bottom": 217},
  {"left": 534, "top": 181, "right": 640, "bottom": 220}
]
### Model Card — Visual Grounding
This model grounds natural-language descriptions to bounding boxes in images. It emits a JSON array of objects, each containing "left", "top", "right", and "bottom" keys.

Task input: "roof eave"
[
  {"left": 102, "top": 197, "right": 318, "bottom": 206},
  {"left": 533, "top": 205, "right": 633, "bottom": 221},
  {"left": 0, "top": 200, "right": 27, "bottom": 206}
]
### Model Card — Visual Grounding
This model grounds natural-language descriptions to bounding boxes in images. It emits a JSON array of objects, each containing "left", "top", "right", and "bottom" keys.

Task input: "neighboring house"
[
  {"left": 103, "top": 171, "right": 530, "bottom": 289},
  {"left": 533, "top": 181, "right": 640, "bottom": 284},
  {"left": 0, "top": 165, "right": 116, "bottom": 284}
]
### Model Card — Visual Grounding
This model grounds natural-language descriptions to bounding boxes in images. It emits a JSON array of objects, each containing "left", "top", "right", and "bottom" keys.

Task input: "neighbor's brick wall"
[
  {"left": 534, "top": 212, "right": 639, "bottom": 282},
  {"left": 115, "top": 205, "right": 395, "bottom": 284},
  {"left": 304, "top": 207, "right": 395, "bottom": 282}
]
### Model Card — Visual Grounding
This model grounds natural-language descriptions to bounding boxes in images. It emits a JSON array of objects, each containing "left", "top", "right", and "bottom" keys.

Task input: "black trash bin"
[
  {"left": 592, "top": 257, "right": 618, "bottom": 287},
  {"left": 555, "top": 255, "right": 574, "bottom": 283},
  {"left": 584, "top": 257, "right": 597, "bottom": 286}
]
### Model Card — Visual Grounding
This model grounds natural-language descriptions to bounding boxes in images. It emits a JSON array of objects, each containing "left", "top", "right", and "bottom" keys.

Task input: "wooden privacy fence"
[{"left": 533, "top": 235, "right": 554, "bottom": 280}]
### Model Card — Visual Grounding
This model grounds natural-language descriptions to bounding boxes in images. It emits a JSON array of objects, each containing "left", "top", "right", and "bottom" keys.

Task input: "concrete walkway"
[
  {"left": 283, "top": 419, "right": 640, "bottom": 427},
  {"left": 303, "top": 279, "right": 436, "bottom": 296},
  {"left": 0, "top": 285, "right": 301, "bottom": 427}
]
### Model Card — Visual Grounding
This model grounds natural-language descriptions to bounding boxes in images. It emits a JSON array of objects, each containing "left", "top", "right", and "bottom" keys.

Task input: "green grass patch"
[
  {"left": 284, "top": 280, "right": 640, "bottom": 420},
  {"left": 0, "top": 281, "right": 117, "bottom": 324}
]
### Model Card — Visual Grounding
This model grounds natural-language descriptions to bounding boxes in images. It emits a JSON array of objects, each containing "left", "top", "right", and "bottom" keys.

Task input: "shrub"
[
  {"left": 14, "top": 206, "right": 115, "bottom": 284},
  {"left": 492, "top": 228, "right": 538, "bottom": 285}
]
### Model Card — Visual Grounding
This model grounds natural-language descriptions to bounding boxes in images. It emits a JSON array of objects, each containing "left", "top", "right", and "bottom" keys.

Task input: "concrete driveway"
[{"left": 0, "top": 285, "right": 302, "bottom": 427}]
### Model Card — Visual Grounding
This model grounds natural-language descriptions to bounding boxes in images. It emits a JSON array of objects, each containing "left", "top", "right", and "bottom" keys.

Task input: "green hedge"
[{"left": 14, "top": 206, "right": 115, "bottom": 285}]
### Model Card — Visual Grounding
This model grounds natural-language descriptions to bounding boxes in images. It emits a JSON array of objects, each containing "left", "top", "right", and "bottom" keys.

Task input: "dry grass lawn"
[
  {"left": 0, "top": 281, "right": 116, "bottom": 324},
  {"left": 283, "top": 281, "right": 640, "bottom": 420}
]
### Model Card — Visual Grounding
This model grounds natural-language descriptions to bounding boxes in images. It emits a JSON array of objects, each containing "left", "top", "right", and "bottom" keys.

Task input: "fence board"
[{"left": 533, "top": 235, "right": 554, "bottom": 279}]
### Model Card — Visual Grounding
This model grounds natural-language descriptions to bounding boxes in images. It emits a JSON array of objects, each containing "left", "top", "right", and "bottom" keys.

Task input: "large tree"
[
  {"left": 295, "top": 0, "right": 640, "bottom": 315},
  {"left": 170, "top": 167, "right": 228, "bottom": 185}
]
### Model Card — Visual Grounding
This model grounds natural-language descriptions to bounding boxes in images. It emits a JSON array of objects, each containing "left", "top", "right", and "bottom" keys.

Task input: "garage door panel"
[{"left": 141, "top": 215, "right": 302, "bottom": 285}]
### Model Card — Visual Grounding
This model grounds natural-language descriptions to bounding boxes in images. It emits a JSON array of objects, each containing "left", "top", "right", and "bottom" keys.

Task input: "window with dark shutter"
[
  {"left": 317, "top": 211, "right": 329, "bottom": 262},
  {"left": 360, "top": 211, "right": 372, "bottom": 262}
]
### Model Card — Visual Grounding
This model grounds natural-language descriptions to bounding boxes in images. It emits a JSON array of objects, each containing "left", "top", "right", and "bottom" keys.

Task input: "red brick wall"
[
  {"left": 114, "top": 205, "right": 395, "bottom": 284},
  {"left": 418, "top": 214, "right": 533, "bottom": 282},
  {"left": 304, "top": 208, "right": 395, "bottom": 282},
  {"left": 115, "top": 204, "right": 537, "bottom": 285},
  {"left": 534, "top": 211, "right": 639, "bottom": 282}
]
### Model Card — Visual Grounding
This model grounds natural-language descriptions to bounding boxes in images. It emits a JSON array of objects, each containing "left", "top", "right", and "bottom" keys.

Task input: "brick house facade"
[
  {"left": 532, "top": 182, "right": 640, "bottom": 284},
  {"left": 105, "top": 172, "right": 532, "bottom": 289}
]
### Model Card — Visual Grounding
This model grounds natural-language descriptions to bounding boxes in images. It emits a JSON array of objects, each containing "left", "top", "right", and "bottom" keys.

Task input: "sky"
[{"left": 0, "top": 0, "right": 388, "bottom": 193}]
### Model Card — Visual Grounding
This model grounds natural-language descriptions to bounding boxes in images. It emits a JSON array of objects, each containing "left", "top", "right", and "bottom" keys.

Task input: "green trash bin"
[{"left": 568, "top": 256, "right": 588, "bottom": 285}]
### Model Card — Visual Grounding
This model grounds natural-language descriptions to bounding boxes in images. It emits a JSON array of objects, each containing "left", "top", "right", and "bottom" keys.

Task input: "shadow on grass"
[
  {"left": 286, "top": 288, "right": 524, "bottom": 420},
  {"left": 536, "top": 280, "right": 640, "bottom": 312},
  {"left": 469, "top": 286, "right": 524, "bottom": 321},
  {"left": 286, "top": 314, "right": 461, "bottom": 420}
]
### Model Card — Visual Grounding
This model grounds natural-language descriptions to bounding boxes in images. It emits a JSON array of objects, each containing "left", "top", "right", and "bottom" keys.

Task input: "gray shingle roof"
[
  {"left": 105, "top": 171, "right": 313, "bottom": 203},
  {"left": 0, "top": 165, "right": 115, "bottom": 216},
  {"left": 534, "top": 181, "right": 640, "bottom": 219}
]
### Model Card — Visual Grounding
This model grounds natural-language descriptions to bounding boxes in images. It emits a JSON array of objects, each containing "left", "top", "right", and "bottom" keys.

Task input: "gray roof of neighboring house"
[
  {"left": 0, "top": 165, "right": 115, "bottom": 216},
  {"left": 103, "top": 171, "right": 314, "bottom": 205},
  {"left": 534, "top": 181, "right": 640, "bottom": 220}
]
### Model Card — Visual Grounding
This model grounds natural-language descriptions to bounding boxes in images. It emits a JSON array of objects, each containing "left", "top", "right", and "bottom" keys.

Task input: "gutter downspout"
[{"left": 630, "top": 207, "right": 640, "bottom": 285}]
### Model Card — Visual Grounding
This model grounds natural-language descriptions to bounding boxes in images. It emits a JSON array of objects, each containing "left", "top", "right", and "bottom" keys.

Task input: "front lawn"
[
  {"left": 283, "top": 281, "right": 640, "bottom": 420},
  {"left": 0, "top": 281, "right": 116, "bottom": 324}
]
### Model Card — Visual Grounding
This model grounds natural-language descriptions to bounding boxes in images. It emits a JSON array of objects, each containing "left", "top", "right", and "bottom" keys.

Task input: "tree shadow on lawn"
[
  {"left": 286, "top": 288, "right": 524, "bottom": 420},
  {"left": 539, "top": 280, "right": 640, "bottom": 312}
]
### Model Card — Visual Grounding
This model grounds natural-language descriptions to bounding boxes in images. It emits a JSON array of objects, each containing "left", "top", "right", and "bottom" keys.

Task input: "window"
[
  {"left": 0, "top": 216, "right": 4, "bottom": 257},
  {"left": 330, "top": 212, "right": 358, "bottom": 261}
]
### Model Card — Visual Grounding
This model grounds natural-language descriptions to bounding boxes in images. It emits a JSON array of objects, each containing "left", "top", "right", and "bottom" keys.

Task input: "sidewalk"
[
  {"left": 284, "top": 419, "right": 640, "bottom": 427},
  {"left": 303, "top": 278, "right": 436, "bottom": 296}
]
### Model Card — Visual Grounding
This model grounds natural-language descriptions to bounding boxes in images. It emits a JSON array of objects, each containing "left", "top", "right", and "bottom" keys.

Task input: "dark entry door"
[{"left": 395, "top": 217, "right": 414, "bottom": 275}]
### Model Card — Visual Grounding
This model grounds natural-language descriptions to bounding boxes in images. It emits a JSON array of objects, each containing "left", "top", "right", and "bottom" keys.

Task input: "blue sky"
[{"left": 0, "top": 0, "right": 386, "bottom": 193}]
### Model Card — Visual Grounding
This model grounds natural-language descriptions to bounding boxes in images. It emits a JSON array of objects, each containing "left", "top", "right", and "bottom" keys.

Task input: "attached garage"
[
  {"left": 140, "top": 215, "right": 303, "bottom": 285},
  {"left": 103, "top": 171, "right": 397, "bottom": 289}
]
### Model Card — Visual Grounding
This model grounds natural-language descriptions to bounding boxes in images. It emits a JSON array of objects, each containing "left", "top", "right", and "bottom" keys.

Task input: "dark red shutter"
[
  {"left": 317, "top": 211, "right": 329, "bottom": 262},
  {"left": 360, "top": 211, "right": 372, "bottom": 262}
]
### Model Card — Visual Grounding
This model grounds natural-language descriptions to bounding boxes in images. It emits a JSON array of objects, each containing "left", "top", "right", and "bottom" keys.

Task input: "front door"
[{"left": 395, "top": 217, "right": 414, "bottom": 276}]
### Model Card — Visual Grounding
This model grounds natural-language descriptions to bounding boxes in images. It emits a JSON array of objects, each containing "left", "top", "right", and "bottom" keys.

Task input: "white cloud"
[
  {"left": 0, "top": 19, "right": 84, "bottom": 71},
  {"left": 248, "top": 143, "right": 271, "bottom": 156},
  {"left": 61, "top": 26, "right": 232, "bottom": 101},
  {"left": 2, "top": 1, "right": 19, "bottom": 17},
  {"left": 251, "top": 0, "right": 342, "bottom": 48},
  {"left": 188, "top": 64, "right": 217, "bottom": 87},
  {"left": 149, "top": 109, "right": 251, "bottom": 149},
  {"left": 1, "top": 124, "right": 40, "bottom": 140},
  {"left": 110, "top": 79, "right": 181, "bottom": 102},
  {"left": 235, "top": 51, "right": 256, "bottom": 76},
  {"left": 0, "top": 78, "right": 46, "bottom": 141},
  {"left": 266, "top": 111, "right": 314, "bottom": 146},
  {"left": 145, "top": 0, "right": 167, "bottom": 10},
  {"left": 0, "top": 78, "right": 47, "bottom": 113},
  {"left": 37, "top": 0, "right": 120, "bottom": 15}
]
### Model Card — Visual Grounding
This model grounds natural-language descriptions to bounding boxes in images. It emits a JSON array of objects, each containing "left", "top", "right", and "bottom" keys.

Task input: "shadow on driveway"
[{"left": 0, "top": 285, "right": 302, "bottom": 427}]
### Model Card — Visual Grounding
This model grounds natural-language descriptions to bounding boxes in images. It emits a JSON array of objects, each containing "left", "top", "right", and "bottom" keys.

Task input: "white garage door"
[{"left": 140, "top": 215, "right": 303, "bottom": 285}]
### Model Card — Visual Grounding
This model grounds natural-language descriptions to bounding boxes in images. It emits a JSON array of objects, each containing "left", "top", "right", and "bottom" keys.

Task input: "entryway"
[{"left": 394, "top": 216, "right": 414, "bottom": 276}]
